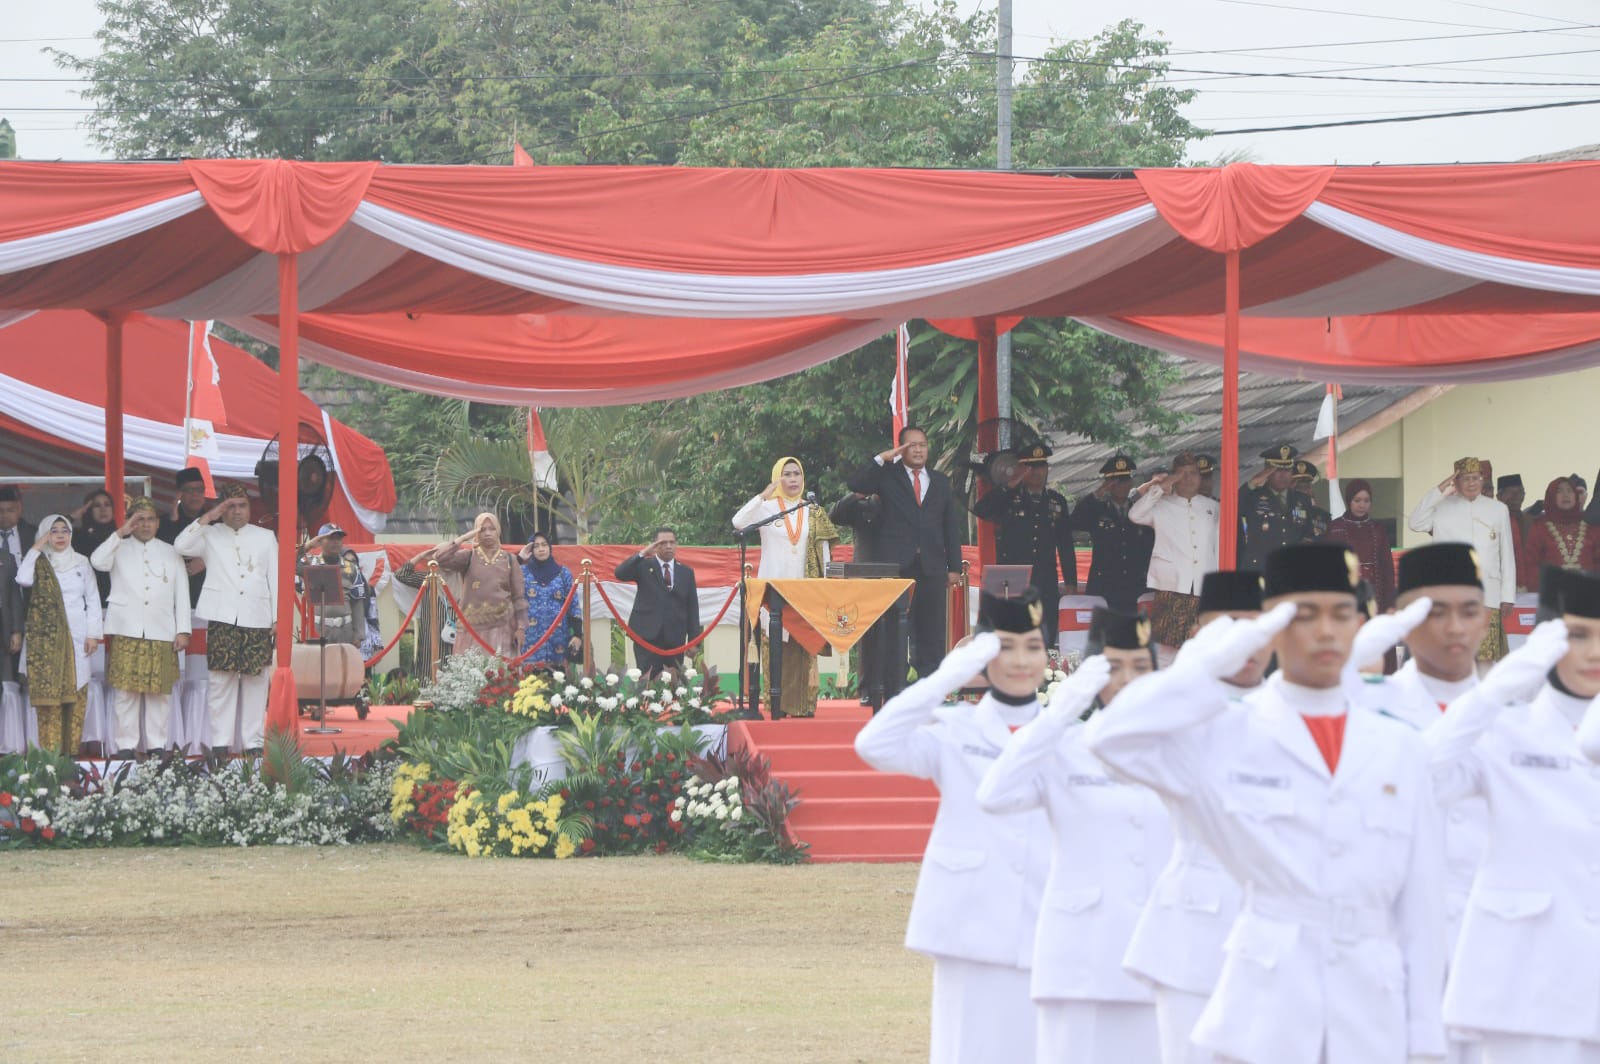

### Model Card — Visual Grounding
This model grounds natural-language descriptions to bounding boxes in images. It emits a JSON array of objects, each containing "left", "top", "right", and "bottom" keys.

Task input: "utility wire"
[{"left": 1208, "top": 94, "right": 1600, "bottom": 134}]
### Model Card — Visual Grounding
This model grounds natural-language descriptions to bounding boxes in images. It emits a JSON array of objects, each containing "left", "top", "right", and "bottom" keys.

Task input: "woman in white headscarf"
[{"left": 17, "top": 513, "right": 102, "bottom": 754}]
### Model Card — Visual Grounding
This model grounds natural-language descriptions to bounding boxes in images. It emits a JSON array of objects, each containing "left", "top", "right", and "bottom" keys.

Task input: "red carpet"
[
  {"left": 295, "top": 703, "right": 411, "bottom": 758},
  {"left": 731, "top": 700, "right": 935, "bottom": 864}
]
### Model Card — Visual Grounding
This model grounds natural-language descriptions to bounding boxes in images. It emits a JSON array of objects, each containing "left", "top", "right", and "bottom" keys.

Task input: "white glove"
[
  {"left": 1045, "top": 654, "right": 1110, "bottom": 718},
  {"left": 910, "top": 631, "right": 1001, "bottom": 702},
  {"left": 1480, "top": 619, "right": 1568, "bottom": 705},
  {"left": 1351, "top": 596, "right": 1432, "bottom": 672},
  {"left": 1174, "top": 601, "right": 1297, "bottom": 682}
]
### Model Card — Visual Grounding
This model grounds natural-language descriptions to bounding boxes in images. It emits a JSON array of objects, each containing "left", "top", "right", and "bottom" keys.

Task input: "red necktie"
[
  {"left": 663, "top": 562, "right": 673, "bottom": 589},
  {"left": 913, "top": 468, "right": 923, "bottom": 505},
  {"left": 1300, "top": 714, "right": 1347, "bottom": 774}
]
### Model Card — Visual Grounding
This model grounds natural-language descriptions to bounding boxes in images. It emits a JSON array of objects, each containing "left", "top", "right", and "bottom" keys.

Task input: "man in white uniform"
[
  {"left": 1408, "top": 457, "right": 1517, "bottom": 662},
  {"left": 855, "top": 589, "right": 1055, "bottom": 1064},
  {"left": 174, "top": 484, "right": 277, "bottom": 753},
  {"left": 1086, "top": 543, "right": 1447, "bottom": 1064},
  {"left": 1429, "top": 571, "right": 1600, "bottom": 1064},
  {"left": 91, "top": 497, "right": 190, "bottom": 755},
  {"left": 1129, "top": 453, "right": 1219, "bottom": 655},
  {"left": 1124, "top": 570, "right": 1269, "bottom": 1064},
  {"left": 978, "top": 612, "right": 1169, "bottom": 1064}
]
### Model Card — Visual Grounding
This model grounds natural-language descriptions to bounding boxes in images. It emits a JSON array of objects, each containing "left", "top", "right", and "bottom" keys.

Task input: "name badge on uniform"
[
  {"left": 1229, "top": 770, "right": 1291, "bottom": 790},
  {"left": 961, "top": 743, "right": 1001, "bottom": 760},
  {"left": 1510, "top": 752, "right": 1568, "bottom": 770},
  {"left": 1067, "top": 773, "right": 1112, "bottom": 787}
]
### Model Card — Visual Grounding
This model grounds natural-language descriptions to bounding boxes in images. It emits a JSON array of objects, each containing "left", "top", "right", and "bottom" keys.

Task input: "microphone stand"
[{"left": 734, "top": 496, "right": 818, "bottom": 720}]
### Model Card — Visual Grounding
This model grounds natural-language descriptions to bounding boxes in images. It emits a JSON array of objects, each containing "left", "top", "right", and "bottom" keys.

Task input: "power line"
[
  {"left": 1207, "top": 94, "right": 1600, "bottom": 134},
  {"left": 1171, "top": 21, "right": 1600, "bottom": 58},
  {"left": 1209, "top": 0, "right": 1538, "bottom": 32}
]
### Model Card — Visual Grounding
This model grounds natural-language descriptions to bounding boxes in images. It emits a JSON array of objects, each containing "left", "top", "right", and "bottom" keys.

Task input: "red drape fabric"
[
  {"left": 184, "top": 160, "right": 379, "bottom": 255},
  {"left": 1137, "top": 165, "right": 1333, "bottom": 253},
  {"left": 0, "top": 162, "right": 199, "bottom": 242}
]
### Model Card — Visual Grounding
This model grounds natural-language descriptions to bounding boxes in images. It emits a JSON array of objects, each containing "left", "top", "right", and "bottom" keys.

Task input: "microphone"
[{"left": 805, "top": 491, "right": 818, "bottom": 507}]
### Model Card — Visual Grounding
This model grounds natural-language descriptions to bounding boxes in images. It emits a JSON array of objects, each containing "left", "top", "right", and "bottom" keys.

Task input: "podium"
[{"left": 748, "top": 575, "right": 914, "bottom": 716}]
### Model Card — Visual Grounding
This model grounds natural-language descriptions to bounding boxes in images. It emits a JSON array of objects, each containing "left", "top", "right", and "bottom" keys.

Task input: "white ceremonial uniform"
[
  {"left": 17, "top": 549, "right": 103, "bottom": 692},
  {"left": 978, "top": 707, "right": 1170, "bottom": 1064},
  {"left": 1361, "top": 662, "right": 1486, "bottom": 1064},
  {"left": 1128, "top": 486, "right": 1218, "bottom": 596},
  {"left": 1428, "top": 683, "right": 1600, "bottom": 1064},
  {"left": 1086, "top": 671, "right": 1448, "bottom": 1064},
  {"left": 1407, "top": 492, "right": 1517, "bottom": 606},
  {"left": 857, "top": 688, "right": 1053, "bottom": 1064},
  {"left": 1123, "top": 684, "right": 1256, "bottom": 1064},
  {"left": 91, "top": 531, "right": 190, "bottom": 751},
  {"left": 173, "top": 520, "right": 277, "bottom": 750}
]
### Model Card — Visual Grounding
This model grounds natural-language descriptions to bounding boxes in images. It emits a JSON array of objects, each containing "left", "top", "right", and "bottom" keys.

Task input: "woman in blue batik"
[{"left": 517, "top": 532, "right": 582, "bottom": 667}]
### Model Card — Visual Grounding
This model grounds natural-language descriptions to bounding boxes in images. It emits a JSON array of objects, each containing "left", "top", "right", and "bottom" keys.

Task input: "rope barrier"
[
  {"left": 437, "top": 579, "right": 579, "bottom": 665},
  {"left": 362, "top": 581, "right": 427, "bottom": 669},
  {"left": 590, "top": 580, "right": 739, "bottom": 657},
  {"left": 437, "top": 581, "right": 512, "bottom": 658}
]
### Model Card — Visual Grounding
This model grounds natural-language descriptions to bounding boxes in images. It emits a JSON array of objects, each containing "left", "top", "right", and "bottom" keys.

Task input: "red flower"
[
  {"left": 640, "top": 812, "right": 653, "bottom": 825},
  {"left": 623, "top": 814, "right": 639, "bottom": 827},
  {"left": 580, "top": 838, "right": 596, "bottom": 853},
  {"left": 560, "top": 789, "right": 570, "bottom": 799},
  {"left": 19, "top": 817, "right": 34, "bottom": 833},
  {"left": 0, "top": 792, "right": 11, "bottom": 807},
  {"left": 40, "top": 827, "right": 55, "bottom": 841}
]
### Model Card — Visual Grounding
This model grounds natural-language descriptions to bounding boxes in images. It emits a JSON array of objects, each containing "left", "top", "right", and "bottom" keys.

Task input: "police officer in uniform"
[
  {"left": 1195, "top": 454, "right": 1218, "bottom": 501},
  {"left": 1237, "top": 443, "right": 1312, "bottom": 570},
  {"left": 972, "top": 441, "right": 1076, "bottom": 646},
  {"left": 1070, "top": 455, "right": 1154, "bottom": 614},
  {"left": 1290, "top": 459, "right": 1332, "bottom": 540}
]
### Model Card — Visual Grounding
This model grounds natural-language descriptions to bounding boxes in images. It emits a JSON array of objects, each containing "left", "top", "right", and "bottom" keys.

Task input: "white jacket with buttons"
[
  {"left": 1428, "top": 684, "right": 1600, "bottom": 1042},
  {"left": 856, "top": 691, "right": 1053, "bottom": 969},
  {"left": 90, "top": 532, "right": 190, "bottom": 642},
  {"left": 172, "top": 520, "right": 277, "bottom": 628},
  {"left": 978, "top": 708, "right": 1173, "bottom": 1003}
]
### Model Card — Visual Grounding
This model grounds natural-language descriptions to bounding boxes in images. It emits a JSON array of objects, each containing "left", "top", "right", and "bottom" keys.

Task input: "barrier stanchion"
[
  {"left": 581, "top": 558, "right": 595, "bottom": 678},
  {"left": 958, "top": 559, "right": 971, "bottom": 644},
  {"left": 427, "top": 561, "right": 442, "bottom": 683}
]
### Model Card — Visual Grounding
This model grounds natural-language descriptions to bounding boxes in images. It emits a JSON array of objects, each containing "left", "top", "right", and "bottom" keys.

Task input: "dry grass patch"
[{"left": 0, "top": 846, "right": 929, "bottom": 1063}]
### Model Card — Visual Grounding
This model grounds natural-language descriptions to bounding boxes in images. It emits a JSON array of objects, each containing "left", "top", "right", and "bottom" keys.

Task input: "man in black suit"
[
  {"left": 613, "top": 526, "right": 702, "bottom": 679},
  {"left": 847, "top": 426, "right": 963, "bottom": 677}
]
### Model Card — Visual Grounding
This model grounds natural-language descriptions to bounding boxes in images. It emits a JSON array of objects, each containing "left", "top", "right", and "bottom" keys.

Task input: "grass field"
[{"left": 1, "top": 846, "right": 929, "bottom": 1063}]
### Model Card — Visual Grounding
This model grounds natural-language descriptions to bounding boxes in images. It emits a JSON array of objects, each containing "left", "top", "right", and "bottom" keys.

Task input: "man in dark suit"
[
  {"left": 613, "top": 526, "right": 702, "bottom": 679},
  {"left": 1069, "top": 454, "right": 1154, "bottom": 613},
  {"left": 847, "top": 425, "right": 963, "bottom": 677},
  {"left": 970, "top": 440, "right": 1076, "bottom": 646},
  {"left": 0, "top": 485, "right": 32, "bottom": 685}
]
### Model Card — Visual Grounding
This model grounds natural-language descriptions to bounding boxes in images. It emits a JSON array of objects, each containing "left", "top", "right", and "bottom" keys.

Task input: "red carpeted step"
[
  {"left": 786, "top": 795, "right": 939, "bottom": 828},
  {"left": 739, "top": 719, "right": 867, "bottom": 746},
  {"left": 777, "top": 770, "right": 936, "bottom": 800},
  {"left": 800, "top": 823, "right": 932, "bottom": 858}
]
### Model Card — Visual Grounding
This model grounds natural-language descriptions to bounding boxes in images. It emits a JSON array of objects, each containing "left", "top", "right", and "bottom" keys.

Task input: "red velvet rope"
[
  {"left": 293, "top": 584, "right": 424, "bottom": 668},
  {"left": 438, "top": 579, "right": 578, "bottom": 664},
  {"left": 590, "top": 579, "right": 737, "bottom": 657},
  {"left": 363, "top": 581, "right": 426, "bottom": 669}
]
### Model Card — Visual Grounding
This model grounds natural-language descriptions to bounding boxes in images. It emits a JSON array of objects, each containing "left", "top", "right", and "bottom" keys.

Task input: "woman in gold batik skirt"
[{"left": 17, "top": 514, "right": 103, "bottom": 754}]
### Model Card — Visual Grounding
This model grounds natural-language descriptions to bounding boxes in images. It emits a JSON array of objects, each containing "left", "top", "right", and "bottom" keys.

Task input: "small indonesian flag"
[
  {"left": 512, "top": 142, "right": 535, "bottom": 166},
  {"left": 889, "top": 323, "right": 910, "bottom": 440},
  {"left": 185, "top": 320, "right": 226, "bottom": 496},
  {"left": 527, "top": 407, "right": 557, "bottom": 490}
]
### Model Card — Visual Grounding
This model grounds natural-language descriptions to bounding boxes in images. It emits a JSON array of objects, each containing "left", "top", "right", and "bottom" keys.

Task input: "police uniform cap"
[
  {"left": 1198, "top": 570, "right": 1264, "bottom": 615},
  {"left": 1261, "top": 443, "right": 1299, "bottom": 468},
  {"left": 1017, "top": 442, "right": 1053, "bottom": 465},
  {"left": 1086, "top": 607, "right": 1151, "bottom": 652},
  {"left": 1558, "top": 569, "right": 1600, "bottom": 620},
  {"left": 1291, "top": 459, "right": 1318, "bottom": 483},
  {"left": 1397, "top": 543, "right": 1483, "bottom": 595},
  {"left": 1194, "top": 455, "right": 1217, "bottom": 475},
  {"left": 1263, "top": 543, "right": 1361, "bottom": 599},
  {"left": 977, "top": 586, "right": 1045, "bottom": 634},
  {"left": 1099, "top": 454, "right": 1136, "bottom": 479}
]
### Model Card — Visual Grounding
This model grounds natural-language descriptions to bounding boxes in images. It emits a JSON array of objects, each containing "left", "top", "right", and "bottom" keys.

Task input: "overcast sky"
[{"left": 6, "top": 0, "right": 1598, "bottom": 163}]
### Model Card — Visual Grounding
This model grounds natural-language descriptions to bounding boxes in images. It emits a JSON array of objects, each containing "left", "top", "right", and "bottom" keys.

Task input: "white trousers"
[
  {"left": 1154, "top": 986, "right": 1212, "bottom": 1064},
  {"left": 929, "top": 957, "right": 1036, "bottom": 1064},
  {"left": 112, "top": 690, "right": 172, "bottom": 751},
  {"left": 1448, "top": 1037, "right": 1483, "bottom": 1064},
  {"left": 205, "top": 668, "right": 270, "bottom": 751},
  {"left": 1480, "top": 1036, "right": 1600, "bottom": 1064},
  {"left": 1037, "top": 999, "right": 1162, "bottom": 1064}
]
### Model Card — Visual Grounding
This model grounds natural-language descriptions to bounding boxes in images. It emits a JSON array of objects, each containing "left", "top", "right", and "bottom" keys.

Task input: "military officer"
[
  {"left": 1237, "top": 443, "right": 1312, "bottom": 570},
  {"left": 1408, "top": 457, "right": 1517, "bottom": 662},
  {"left": 1087, "top": 544, "right": 1448, "bottom": 1064},
  {"left": 855, "top": 589, "right": 1056, "bottom": 1064},
  {"left": 1430, "top": 572, "right": 1600, "bottom": 1064},
  {"left": 1070, "top": 454, "right": 1155, "bottom": 614},
  {"left": 972, "top": 441, "right": 1076, "bottom": 645},
  {"left": 1291, "top": 459, "right": 1333, "bottom": 540},
  {"left": 978, "top": 613, "right": 1169, "bottom": 1064},
  {"left": 1195, "top": 454, "right": 1218, "bottom": 501}
]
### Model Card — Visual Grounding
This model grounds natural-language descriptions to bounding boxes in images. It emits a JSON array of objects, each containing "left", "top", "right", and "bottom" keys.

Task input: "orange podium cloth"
[{"left": 746, "top": 578, "right": 913, "bottom": 655}]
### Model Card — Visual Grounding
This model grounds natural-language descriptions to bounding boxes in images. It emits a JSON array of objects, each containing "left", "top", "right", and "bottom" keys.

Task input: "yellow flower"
[{"left": 554, "top": 835, "right": 576, "bottom": 860}]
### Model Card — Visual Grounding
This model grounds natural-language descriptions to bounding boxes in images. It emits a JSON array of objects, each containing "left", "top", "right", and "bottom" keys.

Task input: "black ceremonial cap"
[
  {"left": 1569, "top": 473, "right": 1588, "bottom": 491},
  {"left": 1263, "top": 543, "right": 1361, "bottom": 599},
  {"left": 1536, "top": 565, "right": 1570, "bottom": 623},
  {"left": 1017, "top": 441, "right": 1053, "bottom": 464},
  {"left": 1397, "top": 543, "right": 1483, "bottom": 595},
  {"left": 0, "top": 485, "right": 18, "bottom": 503},
  {"left": 175, "top": 467, "right": 206, "bottom": 488},
  {"left": 1098, "top": 454, "right": 1136, "bottom": 479},
  {"left": 1496, "top": 474, "right": 1522, "bottom": 491},
  {"left": 1261, "top": 443, "right": 1299, "bottom": 468},
  {"left": 977, "top": 586, "right": 1045, "bottom": 634},
  {"left": 1291, "top": 459, "right": 1318, "bottom": 483},
  {"left": 1198, "top": 570, "right": 1265, "bottom": 615},
  {"left": 1559, "top": 569, "right": 1600, "bottom": 620},
  {"left": 1086, "top": 607, "right": 1151, "bottom": 652}
]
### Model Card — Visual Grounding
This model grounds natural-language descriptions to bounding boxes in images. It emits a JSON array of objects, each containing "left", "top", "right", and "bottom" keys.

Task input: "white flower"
[
  {"left": 35, "top": 787, "right": 47, "bottom": 798},
  {"left": 715, "top": 807, "right": 729, "bottom": 820},
  {"left": 674, "top": 687, "right": 687, "bottom": 697},
  {"left": 552, "top": 670, "right": 565, "bottom": 684},
  {"left": 725, "top": 777, "right": 740, "bottom": 791},
  {"left": 673, "top": 796, "right": 686, "bottom": 808},
  {"left": 730, "top": 806, "right": 743, "bottom": 821},
  {"left": 625, "top": 697, "right": 639, "bottom": 709},
  {"left": 605, "top": 673, "right": 619, "bottom": 686},
  {"left": 626, "top": 668, "right": 642, "bottom": 681},
  {"left": 35, "top": 811, "right": 50, "bottom": 828},
  {"left": 684, "top": 666, "right": 698, "bottom": 678},
  {"left": 669, "top": 810, "right": 682, "bottom": 823},
  {"left": 59, "top": 785, "right": 70, "bottom": 795},
  {"left": 563, "top": 685, "right": 579, "bottom": 697},
  {"left": 647, "top": 702, "right": 662, "bottom": 715},
  {"left": 580, "top": 677, "right": 593, "bottom": 689},
  {"left": 17, "top": 773, "right": 28, "bottom": 784},
  {"left": 550, "top": 694, "right": 563, "bottom": 707}
]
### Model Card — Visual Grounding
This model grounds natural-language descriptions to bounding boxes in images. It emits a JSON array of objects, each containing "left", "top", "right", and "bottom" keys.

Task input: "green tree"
[{"left": 0, "top": 119, "right": 15, "bottom": 159}]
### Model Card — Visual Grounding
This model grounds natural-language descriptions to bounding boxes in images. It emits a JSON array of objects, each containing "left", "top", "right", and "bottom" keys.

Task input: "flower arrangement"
[
  {"left": 675, "top": 749, "right": 807, "bottom": 864},
  {"left": 445, "top": 786, "right": 577, "bottom": 858}
]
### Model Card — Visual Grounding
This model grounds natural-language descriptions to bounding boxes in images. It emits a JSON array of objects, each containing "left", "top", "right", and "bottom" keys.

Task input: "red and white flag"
[
  {"left": 1314, "top": 382, "right": 1343, "bottom": 517},
  {"left": 889, "top": 323, "right": 910, "bottom": 439},
  {"left": 527, "top": 407, "right": 557, "bottom": 490},
  {"left": 184, "top": 320, "right": 226, "bottom": 496},
  {"left": 512, "top": 142, "right": 535, "bottom": 167}
]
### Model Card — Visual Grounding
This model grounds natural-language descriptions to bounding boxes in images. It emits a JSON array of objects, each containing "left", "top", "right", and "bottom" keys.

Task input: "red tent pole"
[
  {"left": 1218, "top": 250, "right": 1241, "bottom": 571},
  {"left": 102, "top": 313, "right": 127, "bottom": 525},
  {"left": 975, "top": 317, "right": 999, "bottom": 567},
  {"left": 266, "top": 253, "right": 301, "bottom": 740}
]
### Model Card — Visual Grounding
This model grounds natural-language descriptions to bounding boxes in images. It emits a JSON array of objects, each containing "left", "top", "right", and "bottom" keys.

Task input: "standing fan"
[
  {"left": 255, "top": 424, "right": 337, "bottom": 539},
  {"left": 952, "top": 417, "right": 1046, "bottom": 508}
]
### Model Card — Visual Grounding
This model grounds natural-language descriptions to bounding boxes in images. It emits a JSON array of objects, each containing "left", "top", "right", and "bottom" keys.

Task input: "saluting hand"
[
  {"left": 878, "top": 441, "right": 913, "bottom": 464},
  {"left": 117, "top": 516, "right": 139, "bottom": 538},
  {"left": 760, "top": 480, "right": 780, "bottom": 501}
]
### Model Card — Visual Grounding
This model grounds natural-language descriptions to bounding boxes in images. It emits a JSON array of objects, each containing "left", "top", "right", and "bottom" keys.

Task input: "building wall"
[{"left": 1339, "top": 368, "right": 1600, "bottom": 547}]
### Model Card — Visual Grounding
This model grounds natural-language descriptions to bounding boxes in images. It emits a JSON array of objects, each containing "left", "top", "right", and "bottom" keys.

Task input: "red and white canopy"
[{"left": 0, "top": 310, "right": 397, "bottom": 532}]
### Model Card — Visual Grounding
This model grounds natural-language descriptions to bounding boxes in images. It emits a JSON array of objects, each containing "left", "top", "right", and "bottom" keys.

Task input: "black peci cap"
[
  {"left": 1086, "top": 607, "right": 1151, "bottom": 653},
  {"left": 1496, "top": 474, "right": 1522, "bottom": 491},
  {"left": 1198, "top": 570, "right": 1264, "bottom": 615},
  {"left": 1263, "top": 543, "right": 1361, "bottom": 600},
  {"left": 0, "top": 485, "right": 18, "bottom": 503},
  {"left": 1556, "top": 568, "right": 1600, "bottom": 620},
  {"left": 175, "top": 467, "right": 206, "bottom": 488},
  {"left": 1397, "top": 543, "right": 1483, "bottom": 595},
  {"left": 977, "top": 586, "right": 1045, "bottom": 634},
  {"left": 1537, "top": 565, "right": 1570, "bottom": 623}
]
